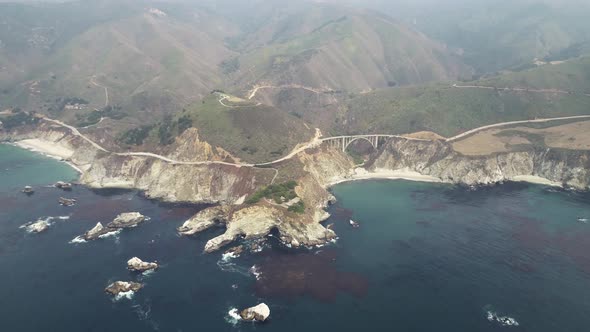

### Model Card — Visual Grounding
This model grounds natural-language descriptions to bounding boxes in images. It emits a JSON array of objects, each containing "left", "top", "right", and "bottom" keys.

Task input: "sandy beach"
[
  {"left": 511, "top": 175, "right": 561, "bottom": 187},
  {"left": 11, "top": 139, "right": 84, "bottom": 174},
  {"left": 327, "top": 168, "right": 443, "bottom": 187},
  {"left": 328, "top": 167, "right": 564, "bottom": 189}
]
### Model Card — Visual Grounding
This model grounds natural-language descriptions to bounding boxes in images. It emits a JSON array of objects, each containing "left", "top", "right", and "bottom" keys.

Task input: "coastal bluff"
[{"left": 2, "top": 117, "right": 589, "bottom": 252}]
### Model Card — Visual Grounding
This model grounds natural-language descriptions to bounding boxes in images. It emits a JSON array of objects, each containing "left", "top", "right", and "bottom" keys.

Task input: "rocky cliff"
[
  {"left": 371, "top": 138, "right": 590, "bottom": 190},
  {"left": 81, "top": 154, "right": 270, "bottom": 203}
]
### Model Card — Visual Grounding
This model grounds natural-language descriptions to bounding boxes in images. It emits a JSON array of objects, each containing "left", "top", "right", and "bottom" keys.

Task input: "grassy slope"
[
  {"left": 0, "top": 1, "right": 237, "bottom": 122},
  {"left": 480, "top": 56, "right": 590, "bottom": 93},
  {"left": 171, "top": 95, "right": 314, "bottom": 163},
  {"left": 341, "top": 58, "right": 590, "bottom": 137},
  {"left": 227, "top": 8, "right": 471, "bottom": 92}
]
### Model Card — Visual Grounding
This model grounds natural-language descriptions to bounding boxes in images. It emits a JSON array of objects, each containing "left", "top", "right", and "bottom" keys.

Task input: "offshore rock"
[
  {"left": 104, "top": 281, "right": 143, "bottom": 296},
  {"left": 55, "top": 181, "right": 72, "bottom": 190},
  {"left": 107, "top": 212, "right": 146, "bottom": 228},
  {"left": 127, "top": 257, "right": 158, "bottom": 272},
  {"left": 59, "top": 197, "right": 76, "bottom": 206},
  {"left": 82, "top": 222, "right": 110, "bottom": 240},
  {"left": 22, "top": 219, "right": 51, "bottom": 233},
  {"left": 240, "top": 303, "right": 270, "bottom": 322}
]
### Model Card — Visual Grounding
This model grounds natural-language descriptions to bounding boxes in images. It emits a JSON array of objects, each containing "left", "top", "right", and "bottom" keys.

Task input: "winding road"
[
  {"left": 446, "top": 115, "right": 590, "bottom": 142},
  {"left": 90, "top": 77, "right": 110, "bottom": 107},
  {"left": 247, "top": 84, "right": 335, "bottom": 100},
  {"left": 452, "top": 83, "right": 590, "bottom": 97},
  {"left": 41, "top": 112, "right": 590, "bottom": 179}
]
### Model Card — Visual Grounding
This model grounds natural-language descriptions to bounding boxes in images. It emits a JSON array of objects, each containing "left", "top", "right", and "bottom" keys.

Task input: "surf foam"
[{"left": 225, "top": 308, "right": 242, "bottom": 326}]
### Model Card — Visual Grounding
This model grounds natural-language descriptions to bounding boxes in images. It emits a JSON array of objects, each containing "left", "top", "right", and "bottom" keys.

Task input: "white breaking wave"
[
  {"left": 249, "top": 265, "right": 262, "bottom": 280},
  {"left": 221, "top": 252, "right": 238, "bottom": 262},
  {"left": 21, "top": 216, "right": 72, "bottom": 233},
  {"left": 114, "top": 290, "right": 135, "bottom": 301},
  {"left": 141, "top": 269, "right": 155, "bottom": 278},
  {"left": 225, "top": 308, "right": 242, "bottom": 326},
  {"left": 98, "top": 229, "right": 122, "bottom": 239},
  {"left": 486, "top": 311, "right": 519, "bottom": 327},
  {"left": 69, "top": 236, "right": 87, "bottom": 244}
]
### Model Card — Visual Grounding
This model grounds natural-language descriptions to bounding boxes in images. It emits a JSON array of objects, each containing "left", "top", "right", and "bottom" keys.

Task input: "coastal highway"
[{"left": 40, "top": 114, "right": 590, "bottom": 171}]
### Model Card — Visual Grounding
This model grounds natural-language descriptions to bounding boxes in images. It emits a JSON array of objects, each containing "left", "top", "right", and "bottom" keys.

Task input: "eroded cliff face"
[
  {"left": 81, "top": 155, "right": 271, "bottom": 203},
  {"left": 371, "top": 138, "right": 590, "bottom": 190}
]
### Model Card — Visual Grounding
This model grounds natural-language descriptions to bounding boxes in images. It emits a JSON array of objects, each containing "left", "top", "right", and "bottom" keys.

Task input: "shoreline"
[
  {"left": 8, "top": 140, "right": 84, "bottom": 175},
  {"left": 6, "top": 139, "right": 574, "bottom": 195},
  {"left": 327, "top": 168, "right": 442, "bottom": 187},
  {"left": 326, "top": 167, "right": 566, "bottom": 189}
]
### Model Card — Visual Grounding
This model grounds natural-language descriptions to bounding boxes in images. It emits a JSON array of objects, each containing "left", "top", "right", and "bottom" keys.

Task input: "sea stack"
[
  {"left": 127, "top": 257, "right": 159, "bottom": 272},
  {"left": 240, "top": 303, "right": 270, "bottom": 322}
]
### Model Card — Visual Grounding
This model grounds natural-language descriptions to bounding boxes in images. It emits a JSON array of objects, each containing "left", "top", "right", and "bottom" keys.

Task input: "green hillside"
[
  {"left": 480, "top": 56, "right": 590, "bottom": 93},
  {"left": 340, "top": 58, "right": 590, "bottom": 137},
  {"left": 226, "top": 9, "right": 471, "bottom": 92},
  {"left": 124, "top": 94, "right": 315, "bottom": 163}
]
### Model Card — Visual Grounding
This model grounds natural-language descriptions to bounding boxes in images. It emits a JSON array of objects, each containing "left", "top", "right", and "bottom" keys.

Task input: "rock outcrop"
[
  {"left": 127, "top": 257, "right": 158, "bottom": 272},
  {"left": 22, "top": 219, "right": 51, "bottom": 233},
  {"left": 81, "top": 212, "right": 148, "bottom": 241},
  {"left": 55, "top": 181, "right": 72, "bottom": 190},
  {"left": 82, "top": 222, "right": 110, "bottom": 240},
  {"left": 107, "top": 212, "right": 146, "bottom": 228},
  {"left": 202, "top": 204, "right": 336, "bottom": 253},
  {"left": 240, "top": 303, "right": 270, "bottom": 322},
  {"left": 104, "top": 281, "right": 143, "bottom": 296},
  {"left": 177, "top": 206, "right": 229, "bottom": 235}
]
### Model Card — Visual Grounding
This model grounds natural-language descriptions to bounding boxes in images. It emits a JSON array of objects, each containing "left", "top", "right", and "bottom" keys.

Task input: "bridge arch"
[
  {"left": 322, "top": 135, "right": 390, "bottom": 152},
  {"left": 343, "top": 136, "right": 378, "bottom": 152}
]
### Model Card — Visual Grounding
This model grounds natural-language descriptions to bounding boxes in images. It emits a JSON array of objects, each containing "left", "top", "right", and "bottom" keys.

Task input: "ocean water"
[{"left": 1, "top": 143, "right": 590, "bottom": 331}]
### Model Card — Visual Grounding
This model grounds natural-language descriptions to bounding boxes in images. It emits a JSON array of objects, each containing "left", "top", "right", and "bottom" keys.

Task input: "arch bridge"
[{"left": 321, "top": 135, "right": 395, "bottom": 152}]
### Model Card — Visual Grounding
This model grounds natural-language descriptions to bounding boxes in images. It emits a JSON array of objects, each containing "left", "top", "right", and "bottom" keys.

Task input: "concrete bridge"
[{"left": 321, "top": 135, "right": 397, "bottom": 152}]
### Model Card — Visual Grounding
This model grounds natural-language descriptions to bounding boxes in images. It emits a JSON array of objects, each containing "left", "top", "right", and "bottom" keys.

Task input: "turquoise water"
[
  {"left": 0, "top": 144, "right": 78, "bottom": 188},
  {"left": 1, "top": 144, "right": 590, "bottom": 331}
]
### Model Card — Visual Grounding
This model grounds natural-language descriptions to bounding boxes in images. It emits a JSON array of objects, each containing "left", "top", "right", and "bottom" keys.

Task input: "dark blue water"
[{"left": 1, "top": 144, "right": 590, "bottom": 331}]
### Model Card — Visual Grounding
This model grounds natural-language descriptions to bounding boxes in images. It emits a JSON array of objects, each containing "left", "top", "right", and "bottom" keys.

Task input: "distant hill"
[
  {"left": 225, "top": 9, "right": 471, "bottom": 92},
  {"left": 0, "top": 1, "right": 237, "bottom": 120},
  {"left": 0, "top": 0, "right": 472, "bottom": 120},
  {"left": 332, "top": 0, "right": 590, "bottom": 74},
  {"left": 339, "top": 57, "right": 590, "bottom": 137}
]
